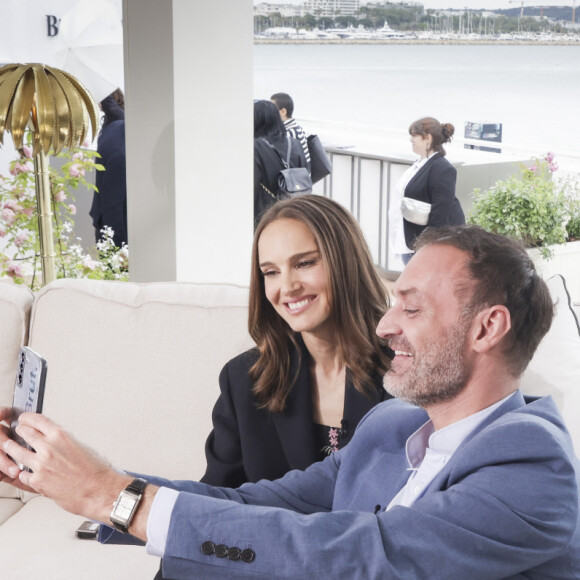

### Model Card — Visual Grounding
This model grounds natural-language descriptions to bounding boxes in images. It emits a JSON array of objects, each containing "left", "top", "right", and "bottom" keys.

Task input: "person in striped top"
[{"left": 271, "top": 92, "right": 311, "bottom": 172}]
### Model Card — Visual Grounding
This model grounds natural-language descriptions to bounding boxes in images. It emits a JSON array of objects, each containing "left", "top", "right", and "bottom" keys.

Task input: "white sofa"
[
  {"left": 0, "top": 275, "right": 578, "bottom": 580},
  {"left": 0, "top": 279, "right": 253, "bottom": 579}
]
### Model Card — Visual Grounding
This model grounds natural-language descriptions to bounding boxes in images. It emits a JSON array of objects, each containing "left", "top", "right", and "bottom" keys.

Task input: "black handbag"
[
  {"left": 306, "top": 134, "right": 332, "bottom": 184},
  {"left": 278, "top": 166, "right": 312, "bottom": 196},
  {"left": 262, "top": 136, "right": 313, "bottom": 197}
]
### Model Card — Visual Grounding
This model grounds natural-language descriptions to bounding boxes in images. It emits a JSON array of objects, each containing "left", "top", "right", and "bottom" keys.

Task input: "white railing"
[{"left": 315, "top": 147, "right": 412, "bottom": 278}]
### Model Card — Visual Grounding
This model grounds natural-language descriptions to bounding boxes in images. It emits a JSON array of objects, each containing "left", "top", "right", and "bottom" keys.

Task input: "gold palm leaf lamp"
[{"left": 0, "top": 63, "right": 99, "bottom": 285}]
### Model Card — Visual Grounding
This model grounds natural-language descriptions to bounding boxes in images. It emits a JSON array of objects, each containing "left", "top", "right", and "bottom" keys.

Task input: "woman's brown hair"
[
  {"left": 409, "top": 117, "right": 454, "bottom": 157},
  {"left": 249, "top": 196, "right": 390, "bottom": 413}
]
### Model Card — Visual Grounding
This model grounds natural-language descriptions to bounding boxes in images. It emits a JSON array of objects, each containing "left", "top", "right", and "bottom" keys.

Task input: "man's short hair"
[
  {"left": 271, "top": 92, "right": 294, "bottom": 118},
  {"left": 415, "top": 225, "right": 554, "bottom": 377}
]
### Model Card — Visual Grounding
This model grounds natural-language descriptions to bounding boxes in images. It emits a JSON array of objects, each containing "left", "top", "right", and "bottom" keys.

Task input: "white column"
[{"left": 122, "top": 0, "right": 254, "bottom": 285}]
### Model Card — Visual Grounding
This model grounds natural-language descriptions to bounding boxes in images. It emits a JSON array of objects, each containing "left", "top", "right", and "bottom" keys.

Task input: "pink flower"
[
  {"left": 69, "top": 164, "right": 85, "bottom": 178},
  {"left": 72, "top": 152, "right": 85, "bottom": 161},
  {"left": 21, "top": 207, "right": 34, "bottom": 217},
  {"left": 545, "top": 151, "right": 555, "bottom": 163},
  {"left": 54, "top": 190, "right": 67, "bottom": 203},
  {"left": 22, "top": 146, "right": 33, "bottom": 159},
  {"left": 0, "top": 228, "right": 6, "bottom": 238},
  {"left": 6, "top": 262, "right": 24, "bottom": 278},
  {"left": 3, "top": 198, "right": 18, "bottom": 210},
  {"left": 1, "top": 207, "right": 16, "bottom": 224},
  {"left": 68, "top": 204, "right": 77, "bottom": 215},
  {"left": 529, "top": 165, "right": 537, "bottom": 173},
  {"left": 14, "top": 233, "right": 28, "bottom": 247},
  {"left": 328, "top": 428, "right": 339, "bottom": 452},
  {"left": 9, "top": 162, "right": 31, "bottom": 176},
  {"left": 549, "top": 162, "right": 559, "bottom": 173}
]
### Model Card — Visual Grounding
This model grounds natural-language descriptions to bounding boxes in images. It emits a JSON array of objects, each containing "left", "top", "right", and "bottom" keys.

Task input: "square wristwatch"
[{"left": 110, "top": 477, "right": 149, "bottom": 534}]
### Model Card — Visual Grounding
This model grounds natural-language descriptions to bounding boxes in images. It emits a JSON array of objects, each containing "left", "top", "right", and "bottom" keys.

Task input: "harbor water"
[{"left": 254, "top": 43, "right": 580, "bottom": 173}]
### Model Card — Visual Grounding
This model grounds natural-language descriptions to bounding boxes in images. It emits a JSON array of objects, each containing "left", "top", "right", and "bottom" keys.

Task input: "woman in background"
[
  {"left": 253, "top": 99, "right": 307, "bottom": 226},
  {"left": 89, "top": 89, "right": 127, "bottom": 248},
  {"left": 389, "top": 117, "right": 465, "bottom": 265},
  {"left": 202, "top": 195, "right": 391, "bottom": 488}
]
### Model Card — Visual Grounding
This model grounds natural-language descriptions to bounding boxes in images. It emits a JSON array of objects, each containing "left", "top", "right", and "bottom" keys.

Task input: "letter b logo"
[{"left": 47, "top": 15, "right": 59, "bottom": 37}]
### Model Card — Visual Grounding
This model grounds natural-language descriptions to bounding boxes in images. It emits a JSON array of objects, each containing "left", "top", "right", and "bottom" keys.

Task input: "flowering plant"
[
  {"left": 94, "top": 226, "right": 130, "bottom": 280},
  {"left": 468, "top": 153, "right": 580, "bottom": 259},
  {"left": 0, "top": 132, "right": 129, "bottom": 288}
]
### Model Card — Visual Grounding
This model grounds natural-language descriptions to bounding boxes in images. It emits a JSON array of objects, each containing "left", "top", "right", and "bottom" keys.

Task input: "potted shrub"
[{"left": 468, "top": 152, "right": 580, "bottom": 302}]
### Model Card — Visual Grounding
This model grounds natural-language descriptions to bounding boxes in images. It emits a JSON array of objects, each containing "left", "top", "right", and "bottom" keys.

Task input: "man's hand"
[
  {"left": 0, "top": 406, "right": 35, "bottom": 492},
  {"left": 0, "top": 408, "right": 131, "bottom": 523}
]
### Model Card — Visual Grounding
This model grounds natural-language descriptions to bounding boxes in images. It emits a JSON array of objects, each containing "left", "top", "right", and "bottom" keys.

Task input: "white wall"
[{"left": 123, "top": 0, "right": 254, "bottom": 285}]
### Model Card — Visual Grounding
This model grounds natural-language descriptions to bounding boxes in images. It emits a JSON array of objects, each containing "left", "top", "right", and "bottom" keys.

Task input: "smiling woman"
[
  {"left": 200, "top": 195, "right": 392, "bottom": 489},
  {"left": 258, "top": 218, "right": 332, "bottom": 337}
]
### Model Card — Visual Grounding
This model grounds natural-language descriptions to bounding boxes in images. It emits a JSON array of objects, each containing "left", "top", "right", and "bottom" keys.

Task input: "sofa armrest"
[
  {"left": 0, "top": 282, "right": 34, "bottom": 407},
  {"left": 0, "top": 282, "right": 34, "bottom": 504}
]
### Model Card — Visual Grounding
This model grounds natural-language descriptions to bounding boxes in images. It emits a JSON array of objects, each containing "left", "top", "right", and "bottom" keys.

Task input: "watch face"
[
  {"left": 115, "top": 493, "right": 137, "bottom": 519},
  {"left": 112, "top": 491, "right": 138, "bottom": 523}
]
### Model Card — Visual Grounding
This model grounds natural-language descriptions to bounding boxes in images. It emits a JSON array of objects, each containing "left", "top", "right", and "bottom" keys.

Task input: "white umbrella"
[
  {"left": 53, "top": 0, "right": 124, "bottom": 102},
  {"left": 0, "top": 0, "right": 123, "bottom": 103}
]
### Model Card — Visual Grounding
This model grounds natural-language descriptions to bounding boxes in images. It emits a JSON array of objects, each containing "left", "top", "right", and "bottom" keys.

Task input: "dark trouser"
[{"left": 154, "top": 560, "right": 164, "bottom": 579}]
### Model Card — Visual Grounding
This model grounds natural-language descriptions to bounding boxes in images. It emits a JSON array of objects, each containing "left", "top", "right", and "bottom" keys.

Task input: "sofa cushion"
[
  {"left": 27, "top": 279, "right": 253, "bottom": 482},
  {"left": 0, "top": 281, "right": 33, "bottom": 503},
  {"left": 0, "top": 497, "right": 22, "bottom": 526},
  {"left": 521, "top": 274, "right": 580, "bottom": 452}
]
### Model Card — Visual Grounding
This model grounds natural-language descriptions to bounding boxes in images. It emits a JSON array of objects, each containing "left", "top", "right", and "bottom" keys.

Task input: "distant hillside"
[{"left": 496, "top": 6, "right": 576, "bottom": 21}]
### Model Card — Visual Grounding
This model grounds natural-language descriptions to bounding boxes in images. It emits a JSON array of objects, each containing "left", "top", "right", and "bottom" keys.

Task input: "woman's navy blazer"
[{"left": 403, "top": 153, "right": 465, "bottom": 249}]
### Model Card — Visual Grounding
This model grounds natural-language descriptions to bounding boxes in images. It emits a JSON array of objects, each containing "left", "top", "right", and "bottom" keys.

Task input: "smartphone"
[
  {"left": 75, "top": 520, "right": 100, "bottom": 540},
  {"left": 9, "top": 347, "right": 47, "bottom": 470}
]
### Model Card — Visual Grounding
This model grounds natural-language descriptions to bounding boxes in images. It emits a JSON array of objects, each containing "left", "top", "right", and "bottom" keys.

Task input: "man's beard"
[{"left": 384, "top": 322, "right": 470, "bottom": 408}]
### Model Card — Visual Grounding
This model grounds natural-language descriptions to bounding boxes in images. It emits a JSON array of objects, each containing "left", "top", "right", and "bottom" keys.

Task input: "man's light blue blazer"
[{"left": 133, "top": 392, "right": 580, "bottom": 578}]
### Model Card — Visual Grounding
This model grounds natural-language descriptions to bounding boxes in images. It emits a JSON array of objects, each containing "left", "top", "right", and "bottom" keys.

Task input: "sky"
[{"left": 255, "top": 1, "right": 570, "bottom": 11}]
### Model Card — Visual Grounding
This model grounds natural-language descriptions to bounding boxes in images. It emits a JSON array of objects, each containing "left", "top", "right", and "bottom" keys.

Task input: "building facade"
[
  {"left": 303, "top": 0, "right": 361, "bottom": 17},
  {"left": 254, "top": 3, "right": 304, "bottom": 17}
]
